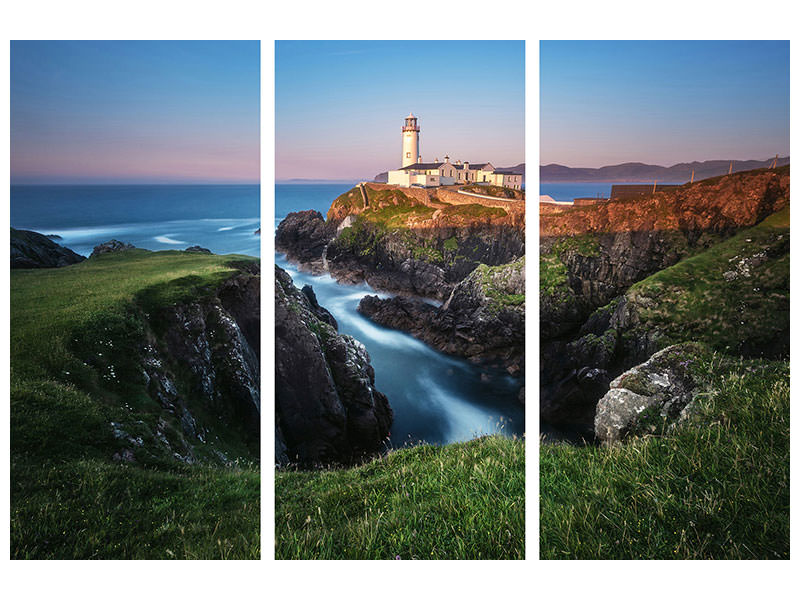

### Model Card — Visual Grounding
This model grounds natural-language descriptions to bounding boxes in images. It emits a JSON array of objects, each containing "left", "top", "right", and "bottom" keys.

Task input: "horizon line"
[{"left": 11, "top": 181, "right": 261, "bottom": 186}]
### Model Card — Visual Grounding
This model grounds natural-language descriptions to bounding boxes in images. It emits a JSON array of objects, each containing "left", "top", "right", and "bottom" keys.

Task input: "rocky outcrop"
[
  {"left": 540, "top": 167, "right": 790, "bottom": 337},
  {"left": 276, "top": 183, "right": 525, "bottom": 301},
  {"left": 185, "top": 245, "right": 212, "bottom": 254},
  {"left": 275, "top": 265, "right": 392, "bottom": 467},
  {"left": 358, "top": 258, "right": 525, "bottom": 375},
  {"left": 277, "top": 209, "right": 525, "bottom": 301},
  {"left": 540, "top": 167, "right": 790, "bottom": 435},
  {"left": 540, "top": 166, "right": 789, "bottom": 239},
  {"left": 275, "top": 210, "right": 335, "bottom": 274},
  {"left": 90, "top": 239, "right": 136, "bottom": 258},
  {"left": 594, "top": 344, "right": 704, "bottom": 444},
  {"left": 73, "top": 261, "right": 262, "bottom": 465},
  {"left": 10, "top": 228, "right": 85, "bottom": 269}
]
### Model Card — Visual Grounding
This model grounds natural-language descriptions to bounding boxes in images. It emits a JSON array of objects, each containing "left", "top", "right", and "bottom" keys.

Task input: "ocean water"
[
  {"left": 540, "top": 181, "right": 683, "bottom": 203},
  {"left": 275, "top": 183, "right": 524, "bottom": 447},
  {"left": 11, "top": 184, "right": 260, "bottom": 257},
  {"left": 540, "top": 182, "right": 616, "bottom": 202}
]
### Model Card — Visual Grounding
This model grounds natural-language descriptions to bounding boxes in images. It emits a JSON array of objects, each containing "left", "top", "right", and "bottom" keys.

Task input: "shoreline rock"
[
  {"left": 275, "top": 265, "right": 392, "bottom": 467},
  {"left": 11, "top": 228, "right": 85, "bottom": 269},
  {"left": 90, "top": 239, "right": 136, "bottom": 258}
]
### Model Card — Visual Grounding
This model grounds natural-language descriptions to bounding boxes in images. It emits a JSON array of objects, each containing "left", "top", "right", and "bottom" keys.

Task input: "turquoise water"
[
  {"left": 276, "top": 183, "right": 525, "bottom": 447},
  {"left": 11, "top": 184, "right": 260, "bottom": 257}
]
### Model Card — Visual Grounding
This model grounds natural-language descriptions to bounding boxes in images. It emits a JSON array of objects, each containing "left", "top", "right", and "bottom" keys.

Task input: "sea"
[
  {"left": 275, "top": 183, "right": 525, "bottom": 448},
  {"left": 10, "top": 184, "right": 261, "bottom": 257},
  {"left": 540, "top": 181, "right": 683, "bottom": 203}
]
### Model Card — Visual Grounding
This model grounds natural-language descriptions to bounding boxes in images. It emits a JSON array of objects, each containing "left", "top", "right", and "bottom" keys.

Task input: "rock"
[
  {"left": 134, "top": 265, "right": 261, "bottom": 451},
  {"left": 254, "top": 228, "right": 261, "bottom": 235},
  {"left": 594, "top": 343, "right": 704, "bottom": 444},
  {"left": 301, "top": 284, "right": 337, "bottom": 329},
  {"left": 357, "top": 258, "right": 525, "bottom": 374},
  {"left": 185, "top": 245, "right": 212, "bottom": 254},
  {"left": 275, "top": 265, "right": 392, "bottom": 467},
  {"left": 275, "top": 210, "right": 334, "bottom": 273},
  {"left": 275, "top": 185, "right": 524, "bottom": 301},
  {"left": 10, "top": 228, "right": 85, "bottom": 269},
  {"left": 112, "top": 448, "right": 136, "bottom": 463},
  {"left": 90, "top": 239, "right": 135, "bottom": 258}
]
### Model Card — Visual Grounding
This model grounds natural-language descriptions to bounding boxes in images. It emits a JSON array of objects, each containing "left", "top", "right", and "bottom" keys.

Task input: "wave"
[{"left": 154, "top": 235, "right": 188, "bottom": 245}]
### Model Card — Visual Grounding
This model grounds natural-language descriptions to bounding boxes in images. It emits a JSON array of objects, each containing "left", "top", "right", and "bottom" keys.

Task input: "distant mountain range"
[
  {"left": 374, "top": 163, "right": 526, "bottom": 184},
  {"left": 540, "top": 157, "right": 789, "bottom": 183}
]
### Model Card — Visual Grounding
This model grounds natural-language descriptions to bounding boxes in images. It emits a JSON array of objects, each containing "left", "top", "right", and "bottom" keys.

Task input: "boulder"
[{"left": 594, "top": 343, "right": 704, "bottom": 444}]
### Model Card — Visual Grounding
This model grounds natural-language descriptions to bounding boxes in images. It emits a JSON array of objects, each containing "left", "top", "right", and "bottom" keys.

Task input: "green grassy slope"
[
  {"left": 626, "top": 206, "right": 789, "bottom": 355},
  {"left": 540, "top": 204, "right": 790, "bottom": 559},
  {"left": 276, "top": 436, "right": 525, "bottom": 560},
  {"left": 541, "top": 354, "right": 788, "bottom": 559},
  {"left": 11, "top": 250, "right": 260, "bottom": 559}
]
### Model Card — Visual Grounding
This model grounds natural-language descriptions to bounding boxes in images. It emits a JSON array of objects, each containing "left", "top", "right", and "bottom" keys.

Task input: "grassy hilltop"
[{"left": 11, "top": 250, "right": 260, "bottom": 559}]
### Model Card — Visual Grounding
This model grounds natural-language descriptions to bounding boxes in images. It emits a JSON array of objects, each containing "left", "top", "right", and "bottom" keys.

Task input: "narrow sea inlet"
[{"left": 275, "top": 183, "right": 524, "bottom": 447}]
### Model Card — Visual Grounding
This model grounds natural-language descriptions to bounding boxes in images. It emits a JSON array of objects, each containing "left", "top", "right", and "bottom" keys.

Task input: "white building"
[{"left": 386, "top": 114, "right": 523, "bottom": 190}]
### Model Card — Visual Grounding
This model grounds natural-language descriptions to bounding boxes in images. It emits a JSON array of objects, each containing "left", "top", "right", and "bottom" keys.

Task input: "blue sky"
[
  {"left": 11, "top": 41, "right": 260, "bottom": 183},
  {"left": 541, "top": 40, "right": 789, "bottom": 167},
  {"left": 276, "top": 40, "right": 525, "bottom": 180}
]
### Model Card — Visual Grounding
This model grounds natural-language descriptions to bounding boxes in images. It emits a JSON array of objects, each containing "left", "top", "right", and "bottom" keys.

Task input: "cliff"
[
  {"left": 275, "top": 265, "right": 392, "bottom": 467},
  {"left": 540, "top": 167, "right": 790, "bottom": 432},
  {"left": 11, "top": 244, "right": 261, "bottom": 558},
  {"left": 277, "top": 183, "right": 525, "bottom": 300},
  {"left": 358, "top": 257, "right": 525, "bottom": 375}
]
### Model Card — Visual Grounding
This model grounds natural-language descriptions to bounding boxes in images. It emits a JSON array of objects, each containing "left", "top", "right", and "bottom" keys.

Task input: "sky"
[
  {"left": 540, "top": 40, "right": 790, "bottom": 168},
  {"left": 11, "top": 41, "right": 259, "bottom": 184},
  {"left": 275, "top": 41, "right": 525, "bottom": 181}
]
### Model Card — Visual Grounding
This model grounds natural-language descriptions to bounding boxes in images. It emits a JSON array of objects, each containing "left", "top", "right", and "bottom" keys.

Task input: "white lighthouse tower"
[{"left": 401, "top": 113, "right": 420, "bottom": 168}]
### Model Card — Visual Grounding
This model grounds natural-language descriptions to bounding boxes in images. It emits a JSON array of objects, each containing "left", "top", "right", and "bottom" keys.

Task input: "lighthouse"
[{"left": 401, "top": 113, "right": 420, "bottom": 168}]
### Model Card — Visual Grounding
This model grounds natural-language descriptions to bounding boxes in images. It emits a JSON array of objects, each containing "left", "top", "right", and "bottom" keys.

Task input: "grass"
[
  {"left": 540, "top": 353, "right": 789, "bottom": 559},
  {"left": 475, "top": 258, "right": 525, "bottom": 311},
  {"left": 11, "top": 249, "right": 260, "bottom": 559},
  {"left": 627, "top": 206, "right": 789, "bottom": 355},
  {"left": 275, "top": 435, "right": 525, "bottom": 560},
  {"left": 540, "top": 253, "right": 568, "bottom": 295},
  {"left": 439, "top": 203, "right": 506, "bottom": 220},
  {"left": 460, "top": 184, "right": 524, "bottom": 200}
]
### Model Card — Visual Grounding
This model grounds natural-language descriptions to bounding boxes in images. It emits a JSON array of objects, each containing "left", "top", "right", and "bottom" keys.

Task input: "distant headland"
[{"left": 541, "top": 156, "right": 790, "bottom": 183}]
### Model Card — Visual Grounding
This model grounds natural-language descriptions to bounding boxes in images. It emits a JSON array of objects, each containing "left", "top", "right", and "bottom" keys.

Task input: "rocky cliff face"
[
  {"left": 74, "top": 257, "right": 261, "bottom": 465},
  {"left": 275, "top": 265, "right": 392, "bottom": 467},
  {"left": 276, "top": 184, "right": 525, "bottom": 301},
  {"left": 540, "top": 167, "right": 790, "bottom": 434},
  {"left": 358, "top": 258, "right": 525, "bottom": 376},
  {"left": 11, "top": 228, "right": 86, "bottom": 269}
]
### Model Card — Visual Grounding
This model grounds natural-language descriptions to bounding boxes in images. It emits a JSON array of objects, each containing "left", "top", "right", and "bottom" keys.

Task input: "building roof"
[
  {"left": 494, "top": 167, "right": 523, "bottom": 175},
  {"left": 401, "top": 162, "right": 445, "bottom": 171},
  {"left": 401, "top": 161, "right": 499, "bottom": 172}
]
